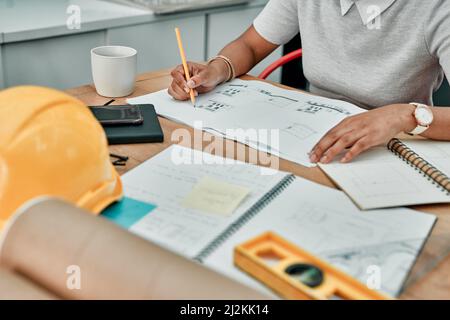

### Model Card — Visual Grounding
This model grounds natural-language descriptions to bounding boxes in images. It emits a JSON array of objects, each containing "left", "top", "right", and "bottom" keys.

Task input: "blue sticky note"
[{"left": 102, "top": 197, "right": 156, "bottom": 229}]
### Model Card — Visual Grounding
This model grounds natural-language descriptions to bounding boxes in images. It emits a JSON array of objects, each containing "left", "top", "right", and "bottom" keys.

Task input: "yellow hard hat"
[{"left": 0, "top": 86, "right": 123, "bottom": 228}]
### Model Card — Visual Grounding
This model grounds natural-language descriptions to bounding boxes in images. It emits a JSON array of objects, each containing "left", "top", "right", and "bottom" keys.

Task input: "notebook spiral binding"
[
  {"left": 194, "top": 174, "right": 296, "bottom": 262},
  {"left": 388, "top": 138, "right": 450, "bottom": 194}
]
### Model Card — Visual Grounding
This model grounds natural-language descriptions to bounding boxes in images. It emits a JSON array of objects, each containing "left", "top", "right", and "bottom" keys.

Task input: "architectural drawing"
[
  {"left": 196, "top": 99, "right": 233, "bottom": 112},
  {"left": 128, "top": 79, "right": 366, "bottom": 167},
  {"left": 297, "top": 101, "right": 353, "bottom": 116},
  {"left": 321, "top": 239, "right": 423, "bottom": 296},
  {"left": 281, "top": 123, "right": 317, "bottom": 140}
]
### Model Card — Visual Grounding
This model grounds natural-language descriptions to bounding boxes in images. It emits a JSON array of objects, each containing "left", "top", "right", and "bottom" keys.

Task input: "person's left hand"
[{"left": 309, "top": 104, "right": 417, "bottom": 164}]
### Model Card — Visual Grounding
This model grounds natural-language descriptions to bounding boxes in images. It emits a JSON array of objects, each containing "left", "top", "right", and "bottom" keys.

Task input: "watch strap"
[{"left": 409, "top": 125, "right": 429, "bottom": 135}]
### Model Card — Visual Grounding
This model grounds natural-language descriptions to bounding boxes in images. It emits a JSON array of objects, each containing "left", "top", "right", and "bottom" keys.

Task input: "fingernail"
[
  {"left": 341, "top": 157, "right": 349, "bottom": 163},
  {"left": 187, "top": 80, "right": 195, "bottom": 88},
  {"left": 194, "top": 90, "right": 198, "bottom": 97},
  {"left": 320, "top": 156, "right": 328, "bottom": 164},
  {"left": 310, "top": 154, "right": 318, "bottom": 163},
  {"left": 184, "top": 87, "right": 190, "bottom": 93}
]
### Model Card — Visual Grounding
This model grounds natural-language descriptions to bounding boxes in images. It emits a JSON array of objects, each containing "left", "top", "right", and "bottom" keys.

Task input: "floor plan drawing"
[
  {"left": 297, "top": 101, "right": 353, "bottom": 116},
  {"left": 201, "top": 178, "right": 435, "bottom": 298},
  {"left": 281, "top": 123, "right": 317, "bottom": 140},
  {"left": 128, "top": 79, "right": 366, "bottom": 167},
  {"left": 196, "top": 100, "right": 233, "bottom": 112},
  {"left": 322, "top": 239, "right": 424, "bottom": 296}
]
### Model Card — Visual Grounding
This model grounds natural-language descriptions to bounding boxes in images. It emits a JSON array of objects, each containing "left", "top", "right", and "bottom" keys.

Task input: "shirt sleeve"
[
  {"left": 425, "top": 0, "right": 450, "bottom": 79},
  {"left": 253, "top": 0, "right": 299, "bottom": 46}
]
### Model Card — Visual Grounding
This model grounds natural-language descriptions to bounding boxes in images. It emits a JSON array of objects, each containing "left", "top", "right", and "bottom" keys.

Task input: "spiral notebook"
[
  {"left": 319, "top": 138, "right": 450, "bottom": 210},
  {"left": 108, "top": 145, "right": 435, "bottom": 296}
]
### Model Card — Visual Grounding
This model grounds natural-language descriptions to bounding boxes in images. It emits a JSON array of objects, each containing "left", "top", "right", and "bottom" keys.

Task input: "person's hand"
[
  {"left": 168, "top": 61, "right": 228, "bottom": 101},
  {"left": 309, "top": 104, "right": 417, "bottom": 164}
]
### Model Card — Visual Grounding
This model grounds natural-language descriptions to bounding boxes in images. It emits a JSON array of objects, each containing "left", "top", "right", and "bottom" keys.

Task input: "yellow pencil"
[{"left": 175, "top": 27, "right": 196, "bottom": 106}]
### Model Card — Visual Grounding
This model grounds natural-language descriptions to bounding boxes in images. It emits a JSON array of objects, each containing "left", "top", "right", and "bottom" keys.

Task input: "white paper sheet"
[
  {"left": 406, "top": 140, "right": 450, "bottom": 175},
  {"left": 203, "top": 178, "right": 436, "bottom": 297},
  {"left": 319, "top": 141, "right": 450, "bottom": 209},
  {"left": 127, "top": 79, "right": 366, "bottom": 167}
]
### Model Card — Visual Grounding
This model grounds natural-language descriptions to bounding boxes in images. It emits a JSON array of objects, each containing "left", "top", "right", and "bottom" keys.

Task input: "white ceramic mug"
[{"left": 91, "top": 46, "right": 137, "bottom": 98}]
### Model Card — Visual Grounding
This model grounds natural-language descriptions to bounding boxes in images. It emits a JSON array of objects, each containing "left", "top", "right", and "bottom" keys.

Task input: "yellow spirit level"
[{"left": 234, "top": 232, "right": 391, "bottom": 300}]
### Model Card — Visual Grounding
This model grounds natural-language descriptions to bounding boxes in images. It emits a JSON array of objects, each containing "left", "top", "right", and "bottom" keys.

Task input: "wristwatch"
[{"left": 408, "top": 103, "right": 434, "bottom": 135}]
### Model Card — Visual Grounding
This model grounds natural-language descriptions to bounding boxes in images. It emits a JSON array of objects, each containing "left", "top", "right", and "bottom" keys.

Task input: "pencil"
[{"left": 175, "top": 27, "right": 196, "bottom": 106}]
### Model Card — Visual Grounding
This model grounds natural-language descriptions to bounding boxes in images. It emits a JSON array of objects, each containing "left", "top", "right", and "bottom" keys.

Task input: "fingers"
[
  {"left": 168, "top": 82, "right": 190, "bottom": 101},
  {"left": 170, "top": 63, "right": 208, "bottom": 100},
  {"left": 310, "top": 123, "right": 353, "bottom": 163},
  {"left": 309, "top": 133, "right": 337, "bottom": 163},
  {"left": 341, "top": 137, "right": 372, "bottom": 163},
  {"left": 171, "top": 64, "right": 186, "bottom": 77},
  {"left": 172, "top": 62, "right": 208, "bottom": 88},
  {"left": 318, "top": 131, "right": 365, "bottom": 164},
  {"left": 168, "top": 82, "right": 199, "bottom": 101},
  {"left": 188, "top": 69, "right": 213, "bottom": 89},
  {"left": 171, "top": 66, "right": 189, "bottom": 92},
  {"left": 170, "top": 64, "right": 199, "bottom": 100}
]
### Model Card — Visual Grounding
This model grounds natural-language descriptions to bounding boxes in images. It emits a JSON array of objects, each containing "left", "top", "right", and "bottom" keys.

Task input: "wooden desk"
[{"left": 66, "top": 69, "right": 450, "bottom": 300}]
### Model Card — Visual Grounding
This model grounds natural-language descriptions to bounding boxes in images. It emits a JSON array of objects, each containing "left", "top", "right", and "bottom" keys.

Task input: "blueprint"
[
  {"left": 120, "top": 145, "right": 288, "bottom": 257},
  {"left": 322, "top": 239, "right": 425, "bottom": 296},
  {"left": 128, "top": 79, "right": 366, "bottom": 167},
  {"left": 204, "top": 178, "right": 436, "bottom": 297}
]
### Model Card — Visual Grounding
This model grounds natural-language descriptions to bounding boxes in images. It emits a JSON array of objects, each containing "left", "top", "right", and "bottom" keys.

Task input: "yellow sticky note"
[{"left": 182, "top": 176, "right": 250, "bottom": 216}]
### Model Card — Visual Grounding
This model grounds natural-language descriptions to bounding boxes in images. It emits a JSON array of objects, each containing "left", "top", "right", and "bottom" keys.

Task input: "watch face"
[{"left": 415, "top": 107, "right": 434, "bottom": 126}]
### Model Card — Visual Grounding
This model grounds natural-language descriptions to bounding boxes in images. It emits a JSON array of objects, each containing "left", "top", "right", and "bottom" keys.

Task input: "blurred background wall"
[{"left": 0, "top": 0, "right": 448, "bottom": 106}]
